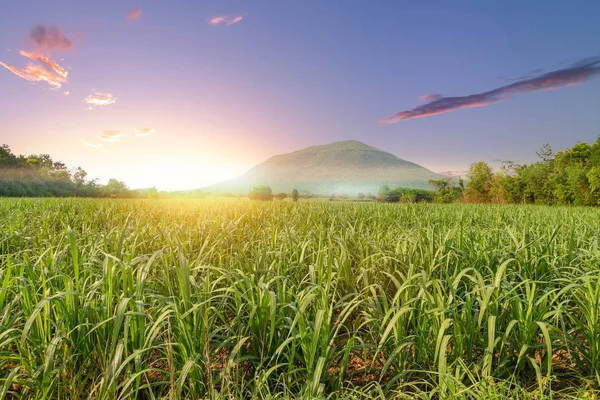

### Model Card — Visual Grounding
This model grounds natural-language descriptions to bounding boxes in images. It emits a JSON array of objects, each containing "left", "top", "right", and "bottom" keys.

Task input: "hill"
[{"left": 204, "top": 140, "right": 444, "bottom": 194}]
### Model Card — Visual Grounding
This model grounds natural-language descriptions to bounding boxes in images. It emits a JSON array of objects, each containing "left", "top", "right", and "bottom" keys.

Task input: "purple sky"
[{"left": 1, "top": 1, "right": 599, "bottom": 189}]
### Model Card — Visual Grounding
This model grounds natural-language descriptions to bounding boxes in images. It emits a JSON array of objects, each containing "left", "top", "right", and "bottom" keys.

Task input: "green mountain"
[{"left": 205, "top": 140, "right": 444, "bottom": 194}]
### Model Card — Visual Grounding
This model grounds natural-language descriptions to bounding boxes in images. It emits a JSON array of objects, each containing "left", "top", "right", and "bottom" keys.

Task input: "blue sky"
[{"left": 1, "top": 1, "right": 599, "bottom": 189}]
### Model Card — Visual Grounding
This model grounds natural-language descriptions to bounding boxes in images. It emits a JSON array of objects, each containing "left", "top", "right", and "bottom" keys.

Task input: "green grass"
[{"left": 1, "top": 198, "right": 600, "bottom": 399}]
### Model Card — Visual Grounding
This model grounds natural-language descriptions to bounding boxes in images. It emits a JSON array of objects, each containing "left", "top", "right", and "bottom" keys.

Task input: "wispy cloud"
[
  {"left": 97, "top": 130, "right": 124, "bottom": 142},
  {"left": 499, "top": 68, "right": 547, "bottom": 82},
  {"left": 1, "top": 25, "right": 71, "bottom": 89},
  {"left": 419, "top": 94, "right": 442, "bottom": 101},
  {"left": 379, "top": 56, "right": 600, "bottom": 124},
  {"left": 29, "top": 25, "right": 73, "bottom": 53},
  {"left": 0, "top": 50, "right": 68, "bottom": 88},
  {"left": 128, "top": 6, "right": 142, "bottom": 20},
  {"left": 209, "top": 15, "right": 243, "bottom": 26},
  {"left": 63, "top": 91, "right": 70, "bottom": 96},
  {"left": 134, "top": 128, "right": 155, "bottom": 137},
  {"left": 84, "top": 91, "right": 117, "bottom": 108},
  {"left": 81, "top": 139, "right": 104, "bottom": 148}
]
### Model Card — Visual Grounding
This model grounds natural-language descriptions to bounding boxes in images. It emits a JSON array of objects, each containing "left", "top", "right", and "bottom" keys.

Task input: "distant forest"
[
  {"left": 380, "top": 135, "right": 600, "bottom": 206},
  {"left": 2, "top": 136, "right": 600, "bottom": 205},
  {"left": 0, "top": 144, "right": 138, "bottom": 198}
]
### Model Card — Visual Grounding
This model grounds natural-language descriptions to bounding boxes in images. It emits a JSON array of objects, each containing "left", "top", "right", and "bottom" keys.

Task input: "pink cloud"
[
  {"left": 419, "top": 94, "right": 442, "bottom": 101},
  {"left": 209, "top": 15, "right": 243, "bottom": 26},
  {"left": 379, "top": 56, "right": 600, "bottom": 123},
  {"left": 84, "top": 91, "right": 117, "bottom": 108},
  {"left": 128, "top": 7, "right": 142, "bottom": 20},
  {"left": 0, "top": 50, "right": 68, "bottom": 88}
]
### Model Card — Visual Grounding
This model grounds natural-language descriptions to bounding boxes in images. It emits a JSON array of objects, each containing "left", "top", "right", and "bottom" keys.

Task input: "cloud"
[
  {"left": 97, "top": 136, "right": 120, "bottom": 142},
  {"left": 81, "top": 139, "right": 110, "bottom": 153},
  {"left": 29, "top": 25, "right": 73, "bottom": 52},
  {"left": 500, "top": 68, "right": 548, "bottom": 82},
  {"left": 84, "top": 91, "right": 117, "bottom": 108},
  {"left": 128, "top": 7, "right": 142, "bottom": 20},
  {"left": 379, "top": 56, "right": 600, "bottom": 124},
  {"left": 81, "top": 139, "right": 104, "bottom": 148},
  {"left": 420, "top": 94, "right": 442, "bottom": 101},
  {"left": 97, "top": 130, "right": 124, "bottom": 142},
  {"left": 209, "top": 15, "right": 243, "bottom": 26},
  {"left": 0, "top": 50, "right": 68, "bottom": 88},
  {"left": 134, "top": 128, "right": 155, "bottom": 137}
]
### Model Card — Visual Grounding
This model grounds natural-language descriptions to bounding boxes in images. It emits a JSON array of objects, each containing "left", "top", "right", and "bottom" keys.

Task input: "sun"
[{"left": 115, "top": 159, "right": 248, "bottom": 191}]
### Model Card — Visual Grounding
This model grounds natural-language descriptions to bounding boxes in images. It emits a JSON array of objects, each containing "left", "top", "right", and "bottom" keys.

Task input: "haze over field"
[{"left": 1, "top": 1, "right": 599, "bottom": 190}]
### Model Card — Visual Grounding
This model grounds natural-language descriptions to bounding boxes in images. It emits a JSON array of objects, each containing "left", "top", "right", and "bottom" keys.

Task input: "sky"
[{"left": 1, "top": 1, "right": 599, "bottom": 190}]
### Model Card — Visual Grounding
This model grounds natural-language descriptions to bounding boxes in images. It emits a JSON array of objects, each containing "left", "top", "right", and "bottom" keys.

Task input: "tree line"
[
  {"left": 0, "top": 144, "right": 134, "bottom": 198},
  {"left": 418, "top": 136, "right": 600, "bottom": 206},
  {"left": 4, "top": 135, "right": 600, "bottom": 205},
  {"left": 249, "top": 185, "right": 299, "bottom": 201}
]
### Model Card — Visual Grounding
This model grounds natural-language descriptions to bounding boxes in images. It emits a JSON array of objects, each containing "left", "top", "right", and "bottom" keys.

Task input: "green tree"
[
  {"left": 429, "top": 178, "right": 460, "bottom": 203},
  {"left": 249, "top": 185, "right": 273, "bottom": 201},
  {"left": 72, "top": 167, "right": 88, "bottom": 186},
  {"left": 489, "top": 171, "right": 508, "bottom": 204},
  {"left": 588, "top": 135, "right": 600, "bottom": 167},
  {"left": 552, "top": 143, "right": 595, "bottom": 205},
  {"left": 0, "top": 144, "right": 18, "bottom": 166},
  {"left": 376, "top": 185, "right": 390, "bottom": 202},
  {"left": 103, "top": 178, "right": 129, "bottom": 198},
  {"left": 536, "top": 143, "right": 553, "bottom": 162},
  {"left": 399, "top": 193, "right": 416, "bottom": 203},
  {"left": 291, "top": 189, "right": 299, "bottom": 202},
  {"left": 465, "top": 161, "right": 493, "bottom": 203}
]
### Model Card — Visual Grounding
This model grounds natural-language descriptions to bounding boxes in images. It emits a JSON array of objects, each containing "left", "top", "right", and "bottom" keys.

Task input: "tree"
[
  {"left": 357, "top": 192, "right": 365, "bottom": 200},
  {"left": 291, "top": 189, "right": 299, "bottom": 202},
  {"left": 588, "top": 135, "right": 600, "bottom": 168},
  {"left": 0, "top": 144, "right": 18, "bottom": 166},
  {"left": 536, "top": 143, "right": 553, "bottom": 163},
  {"left": 103, "top": 178, "right": 129, "bottom": 198},
  {"left": 457, "top": 177, "right": 465, "bottom": 192},
  {"left": 428, "top": 178, "right": 460, "bottom": 203},
  {"left": 376, "top": 185, "right": 390, "bottom": 202},
  {"left": 399, "top": 193, "right": 416, "bottom": 203},
  {"left": 489, "top": 171, "right": 508, "bottom": 204},
  {"left": 275, "top": 192, "right": 287, "bottom": 200},
  {"left": 465, "top": 161, "right": 493, "bottom": 203},
  {"left": 249, "top": 185, "right": 273, "bottom": 201},
  {"left": 72, "top": 167, "right": 87, "bottom": 186}
]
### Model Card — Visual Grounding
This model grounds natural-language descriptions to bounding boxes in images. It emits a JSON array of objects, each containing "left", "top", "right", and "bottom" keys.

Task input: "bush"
[{"left": 249, "top": 185, "right": 273, "bottom": 201}]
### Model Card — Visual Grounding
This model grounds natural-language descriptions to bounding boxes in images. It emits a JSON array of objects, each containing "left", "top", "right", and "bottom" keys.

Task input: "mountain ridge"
[{"left": 204, "top": 140, "right": 444, "bottom": 194}]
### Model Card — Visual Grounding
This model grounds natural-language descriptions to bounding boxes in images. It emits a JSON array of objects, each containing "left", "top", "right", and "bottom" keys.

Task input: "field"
[{"left": 1, "top": 198, "right": 600, "bottom": 399}]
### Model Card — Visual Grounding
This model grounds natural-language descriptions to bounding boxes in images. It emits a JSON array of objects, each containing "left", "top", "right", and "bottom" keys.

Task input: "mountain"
[{"left": 204, "top": 140, "right": 445, "bottom": 194}]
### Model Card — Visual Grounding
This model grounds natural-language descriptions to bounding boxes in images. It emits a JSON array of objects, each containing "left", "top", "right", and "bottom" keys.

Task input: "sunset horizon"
[
  {"left": 2, "top": 1, "right": 599, "bottom": 191},
  {"left": 3, "top": 3, "right": 600, "bottom": 398}
]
